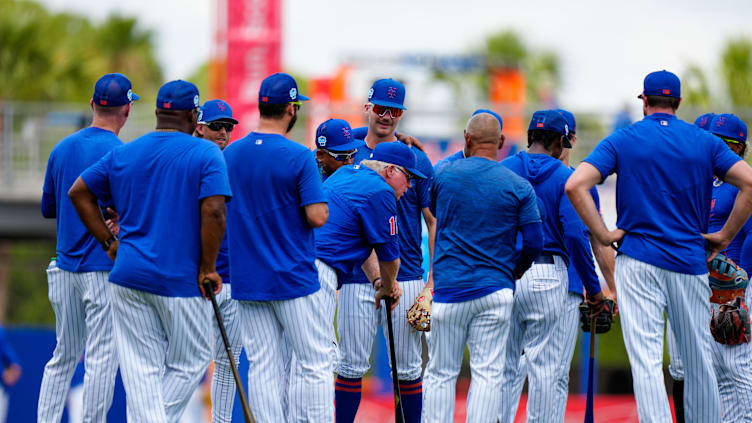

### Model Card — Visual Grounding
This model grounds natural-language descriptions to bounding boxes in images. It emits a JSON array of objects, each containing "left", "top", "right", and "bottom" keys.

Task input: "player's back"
[
  {"left": 44, "top": 127, "right": 122, "bottom": 272},
  {"left": 432, "top": 157, "right": 539, "bottom": 302},
  {"left": 315, "top": 165, "right": 396, "bottom": 275},
  {"left": 224, "top": 132, "right": 324, "bottom": 301},
  {"left": 83, "top": 131, "right": 229, "bottom": 296},
  {"left": 585, "top": 113, "right": 741, "bottom": 274}
]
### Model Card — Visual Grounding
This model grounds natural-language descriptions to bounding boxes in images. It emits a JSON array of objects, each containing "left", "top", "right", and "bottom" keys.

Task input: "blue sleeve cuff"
[
  {"left": 374, "top": 241, "right": 399, "bottom": 262},
  {"left": 41, "top": 192, "right": 56, "bottom": 218}
]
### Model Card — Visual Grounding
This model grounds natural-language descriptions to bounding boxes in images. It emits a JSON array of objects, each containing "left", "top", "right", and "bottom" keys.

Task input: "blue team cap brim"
[
  {"left": 371, "top": 99, "right": 407, "bottom": 110},
  {"left": 201, "top": 114, "right": 239, "bottom": 125},
  {"left": 327, "top": 139, "right": 365, "bottom": 151},
  {"left": 131, "top": 92, "right": 140, "bottom": 102},
  {"left": 297, "top": 93, "right": 310, "bottom": 102},
  {"left": 405, "top": 166, "right": 426, "bottom": 179}
]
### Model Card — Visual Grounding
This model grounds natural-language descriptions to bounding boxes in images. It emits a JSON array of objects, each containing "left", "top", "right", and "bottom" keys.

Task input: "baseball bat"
[
  {"left": 203, "top": 280, "right": 255, "bottom": 423},
  {"left": 584, "top": 317, "right": 596, "bottom": 423},
  {"left": 384, "top": 297, "right": 406, "bottom": 423}
]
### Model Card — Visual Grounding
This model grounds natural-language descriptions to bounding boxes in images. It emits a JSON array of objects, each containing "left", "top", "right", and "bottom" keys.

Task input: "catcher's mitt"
[
  {"left": 708, "top": 254, "right": 748, "bottom": 304},
  {"left": 407, "top": 287, "right": 432, "bottom": 331},
  {"left": 579, "top": 299, "right": 616, "bottom": 334},
  {"left": 710, "top": 296, "right": 751, "bottom": 345}
]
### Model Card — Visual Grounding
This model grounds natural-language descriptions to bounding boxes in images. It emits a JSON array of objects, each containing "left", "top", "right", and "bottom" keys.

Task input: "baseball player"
[
  {"left": 422, "top": 113, "right": 542, "bottom": 421},
  {"left": 433, "top": 108, "right": 505, "bottom": 172},
  {"left": 69, "top": 79, "right": 231, "bottom": 422},
  {"left": 39, "top": 73, "right": 137, "bottom": 422},
  {"left": 503, "top": 109, "right": 617, "bottom": 423},
  {"left": 0, "top": 325, "right": 21, "bottom": 423},
  {"left": 499, "top": 110, "right": 605, "bottom": 423},
  {"left": 224, "top": 73, "right": 334, "bottom": 422},
  {"left": 194, "top": 99, "right": 241, "bottom": 423},
  {"left": 314, "top": 118, "right": 363, "bottom": 180},
  {"left": 335, "top": 78, "right": 435, "bottom": 423},
  {"left": 667, "top": 113, "right": 752, "bottom": 423},
  {"left": 566, "top": 70, "right": 752, "bottom": 422}
]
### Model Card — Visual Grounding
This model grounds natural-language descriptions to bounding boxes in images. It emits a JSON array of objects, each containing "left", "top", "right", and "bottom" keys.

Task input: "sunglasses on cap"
[
  {"left": 372, "top": 104, "right": 404, "bottom": 119},
  {"left": 720, "top": 137, "right": 745, "bottom": 145},
  {"left": 206, "top": 121, "right": 235, "bottom": 133},
  {"left": 324, "top": 149, "right": 357, "bottom": 161}
]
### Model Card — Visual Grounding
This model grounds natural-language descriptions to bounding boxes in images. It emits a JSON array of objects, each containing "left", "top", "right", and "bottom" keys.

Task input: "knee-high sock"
[
  {"left": 335, "top": 375, "right": 362, "bottom": 423},
  {"left": 400, "top": 378, "right": 422, "bottom": 423}
]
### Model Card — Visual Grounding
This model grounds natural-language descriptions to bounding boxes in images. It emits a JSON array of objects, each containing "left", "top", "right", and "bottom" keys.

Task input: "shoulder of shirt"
[{"left": 50, "top": 127, "right": 121, "bottom": 156}]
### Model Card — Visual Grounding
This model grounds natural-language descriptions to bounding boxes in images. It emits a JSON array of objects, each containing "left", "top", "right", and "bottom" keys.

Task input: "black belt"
[{"left": 534, "top": 255, "right": 556, "bottom": 264}]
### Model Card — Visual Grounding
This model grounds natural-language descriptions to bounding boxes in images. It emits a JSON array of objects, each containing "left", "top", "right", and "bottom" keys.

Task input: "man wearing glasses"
[
  {"left": 314, "top": 118, "right": 363, "bottom": 180},
  {"left": 335, "top": 79, "right": 435, "bottom": 423},
  {"left": 193, "top": 98, "right": 241, "bottom": 423}
]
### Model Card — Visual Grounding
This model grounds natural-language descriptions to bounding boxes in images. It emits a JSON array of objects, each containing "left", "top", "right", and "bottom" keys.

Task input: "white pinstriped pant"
[
  {"left": 616, "top": 254, "right": 720, "bottom": 423},
  {"left": 38, "top": 261, "right": 118, "bottom": 423},
  {"left": 337, "top": 279, "right": 424, "bottom": 380},
  {"left": 237, "top": 287, "right": 334, "bottom": 423},
  {"left": 110, "top": 283, "right": 212, "bottom": 423},
  {"left": 422, "top": 288, "right": 514, "bottom": 422},
  {"left": 209, "top": 284, "right": 243, "bottom": 423},
  {"left": 502, "top": 290, "right": 582, "bottom": 423},
  {"left": 500, "top": 257, "right": 567, "bottom": 423},
  {"left": 284, "top": 259, "right": 339, "bottom": 422},
  {"left": 667, "top": 284, "right": 752, "bottom": 422}
]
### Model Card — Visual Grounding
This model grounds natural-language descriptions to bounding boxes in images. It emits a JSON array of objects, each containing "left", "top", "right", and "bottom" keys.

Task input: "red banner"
[{"left": 223, "top": 0, "right": 282, "bottom": 141}]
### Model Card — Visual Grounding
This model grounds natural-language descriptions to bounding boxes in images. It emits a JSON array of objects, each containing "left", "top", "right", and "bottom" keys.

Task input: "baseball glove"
[
  {"left": 407, "top": 286, "right": 432, "bottom": 331},
  {"left": 708, "top": 254, "right": 748, "bottom": 304},
  {"left": 579, "top": 299, "right": 616, "bottom": 334},
  {"left": 710, "top": 296, "right": 751, "bottom": 345}
]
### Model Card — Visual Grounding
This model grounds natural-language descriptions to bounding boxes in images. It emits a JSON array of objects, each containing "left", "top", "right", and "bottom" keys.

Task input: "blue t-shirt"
[
  {"left": 341, "top": 139, "right": 434, "bottom": 283},
  {"left": 431, "top": 157, "right": 540, "bottom": 303},
  {"left": 567, "top": 185, "right": 601, "bottom": 295},
  {"left": 81, "top": 132, "right": 232, "bottom": 297},
  {"left": 709, "top": 177, "right": 752, "bottom": 274},
  {"left": 43, "top": 127, "right": 122, "bottom": 272},
  {"left": 584, "top": 113, "right": 741, "bottom": 275},
  {"left": 225, "top": 132, "right": 326, "bottom": 301},
  {"left": 434, "top": 149, "right": 465, "bottom": 173},
  {"left": 316, "top": 165, "right": 400, "bottom": 275}
]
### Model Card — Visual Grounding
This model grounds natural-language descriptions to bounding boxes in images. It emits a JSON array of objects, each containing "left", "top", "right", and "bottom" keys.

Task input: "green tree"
[
  {"left": 682, "top": 65, "right": 712, "bottom": 109},
  {"left": 721, "top": 38, "right": 752, "bottom": 107}
]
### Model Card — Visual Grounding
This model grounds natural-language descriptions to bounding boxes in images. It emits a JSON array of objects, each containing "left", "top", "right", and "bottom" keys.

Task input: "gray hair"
[{"left": 359, "top": 159, "right": 391, "bottom": 172}]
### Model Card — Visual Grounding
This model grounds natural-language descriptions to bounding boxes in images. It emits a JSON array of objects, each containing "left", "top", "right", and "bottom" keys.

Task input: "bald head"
[{"left": 465, "top": 113, "right": 502, "bottom": 146}]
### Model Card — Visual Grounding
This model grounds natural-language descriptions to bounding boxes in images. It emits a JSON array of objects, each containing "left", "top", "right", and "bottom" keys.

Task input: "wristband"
[
  {"left": 101, "top": 235, "right": 117, "bottom": 251},
  {"left": 371, "top": 277, "right": 382, "bottom": 287}
]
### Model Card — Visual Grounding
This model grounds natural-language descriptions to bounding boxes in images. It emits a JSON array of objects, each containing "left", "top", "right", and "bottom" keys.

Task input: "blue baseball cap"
[
  {"left": 157, "top": 80, "right": 200, "bottom": 110},
  {"left": 259, "top": 73, "right": 309, "bottom": 104},
  {"left": 710, "top": 114, "right": 747, "bottom": 143},
  {"left": 368, "top": 79, "right": 407, "bottom": 110},
  {"left": 315, "top": 119, "right": 364, "bottom": 151},
  {"left": 556, "top": 109, "right": 576, "bottom": 136},
  {"left": 370, "top": 142, "right": 426, "bottom": 179},
  {"left": 638, "top": 70, "right": 681, "bottom": 99},
  {"left": 472, "top": 109, "right": 503, "bottom": 131},
  {"left": 199, "top": 99, "right": 238, "bottom": 124},
  {"left": 528, "top": 110, "right": 572, "bottom": 148},
  {"left": 694, "top": 113, "right": 715, "bottom": 131},
  {"left": 92, "top": 73, "right": 139, "bottom": 107}
]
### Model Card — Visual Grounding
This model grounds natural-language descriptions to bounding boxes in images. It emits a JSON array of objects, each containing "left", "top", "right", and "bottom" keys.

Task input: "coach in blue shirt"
[
  {"left": 39, "top": 73, "right": 136, "bottom": 422},
  {"left": 314, "top": 118, "right": 363, "bottom": 180},
  {"left": 566, "top": 70, "right": 752, "bottom": 422},
  {"left": 433, "top": 108, "right": 505, "bottom": 173},
  {"left": 224, "top": 73, "right": 334, "bottom": 422},
  {"left": 423, "top": 112, "right": 542, "bottom": 422},
  {"left": 69, "top": 80, "right": 231, "bottom": 423}
]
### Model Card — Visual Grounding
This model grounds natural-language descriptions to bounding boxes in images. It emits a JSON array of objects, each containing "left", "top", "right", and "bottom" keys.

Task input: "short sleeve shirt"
[
  {"left": 315, "top": 165, "right": 399, "bottom": 275},
  {"left": 81, "top": 132, "right": 232, "bottom": 297},
  {"left": 224, "top": 132, "right": 326, "bottom": 301},
  {"left": 432, "top": 157, "right": 540, "bottom": 303},
  {"left": 584, "top": 113, "right": 741, "bottom": 274},
  {"left": 43, "top": 127, "right": 123, "bottom": 272}
]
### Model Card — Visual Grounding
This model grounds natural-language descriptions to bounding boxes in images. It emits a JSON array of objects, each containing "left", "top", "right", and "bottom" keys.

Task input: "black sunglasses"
[
  {"left": 207, "top": 121, "right": 235, "bottom": 133},
  {"left": 324, "top": 149, "right": 357, "bottom": 161}
]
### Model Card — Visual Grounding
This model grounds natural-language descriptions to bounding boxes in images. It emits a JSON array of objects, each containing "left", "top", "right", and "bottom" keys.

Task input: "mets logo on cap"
[
  {"left": 368, "top": 88, "right": 374, "bottom": 100},
  {"left": 317, "top": 136, "right": 327, "bottom": 147},
  {"left": 387, "top": 86, "right": 398, "bottom": 99},
  {"left": 193, "top": 95, "right": 199, "bottom": 108},
  {"left": 341, "top": 127, "right": 351, "bottom": 140},
  {"left": 290, "top": 88, "right": 297, "bottom": 100}
]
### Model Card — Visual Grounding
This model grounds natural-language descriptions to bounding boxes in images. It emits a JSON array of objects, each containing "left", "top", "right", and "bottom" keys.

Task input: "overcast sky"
[{"left": 37, "top": 0, "right": 752, "bottom": 111}]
